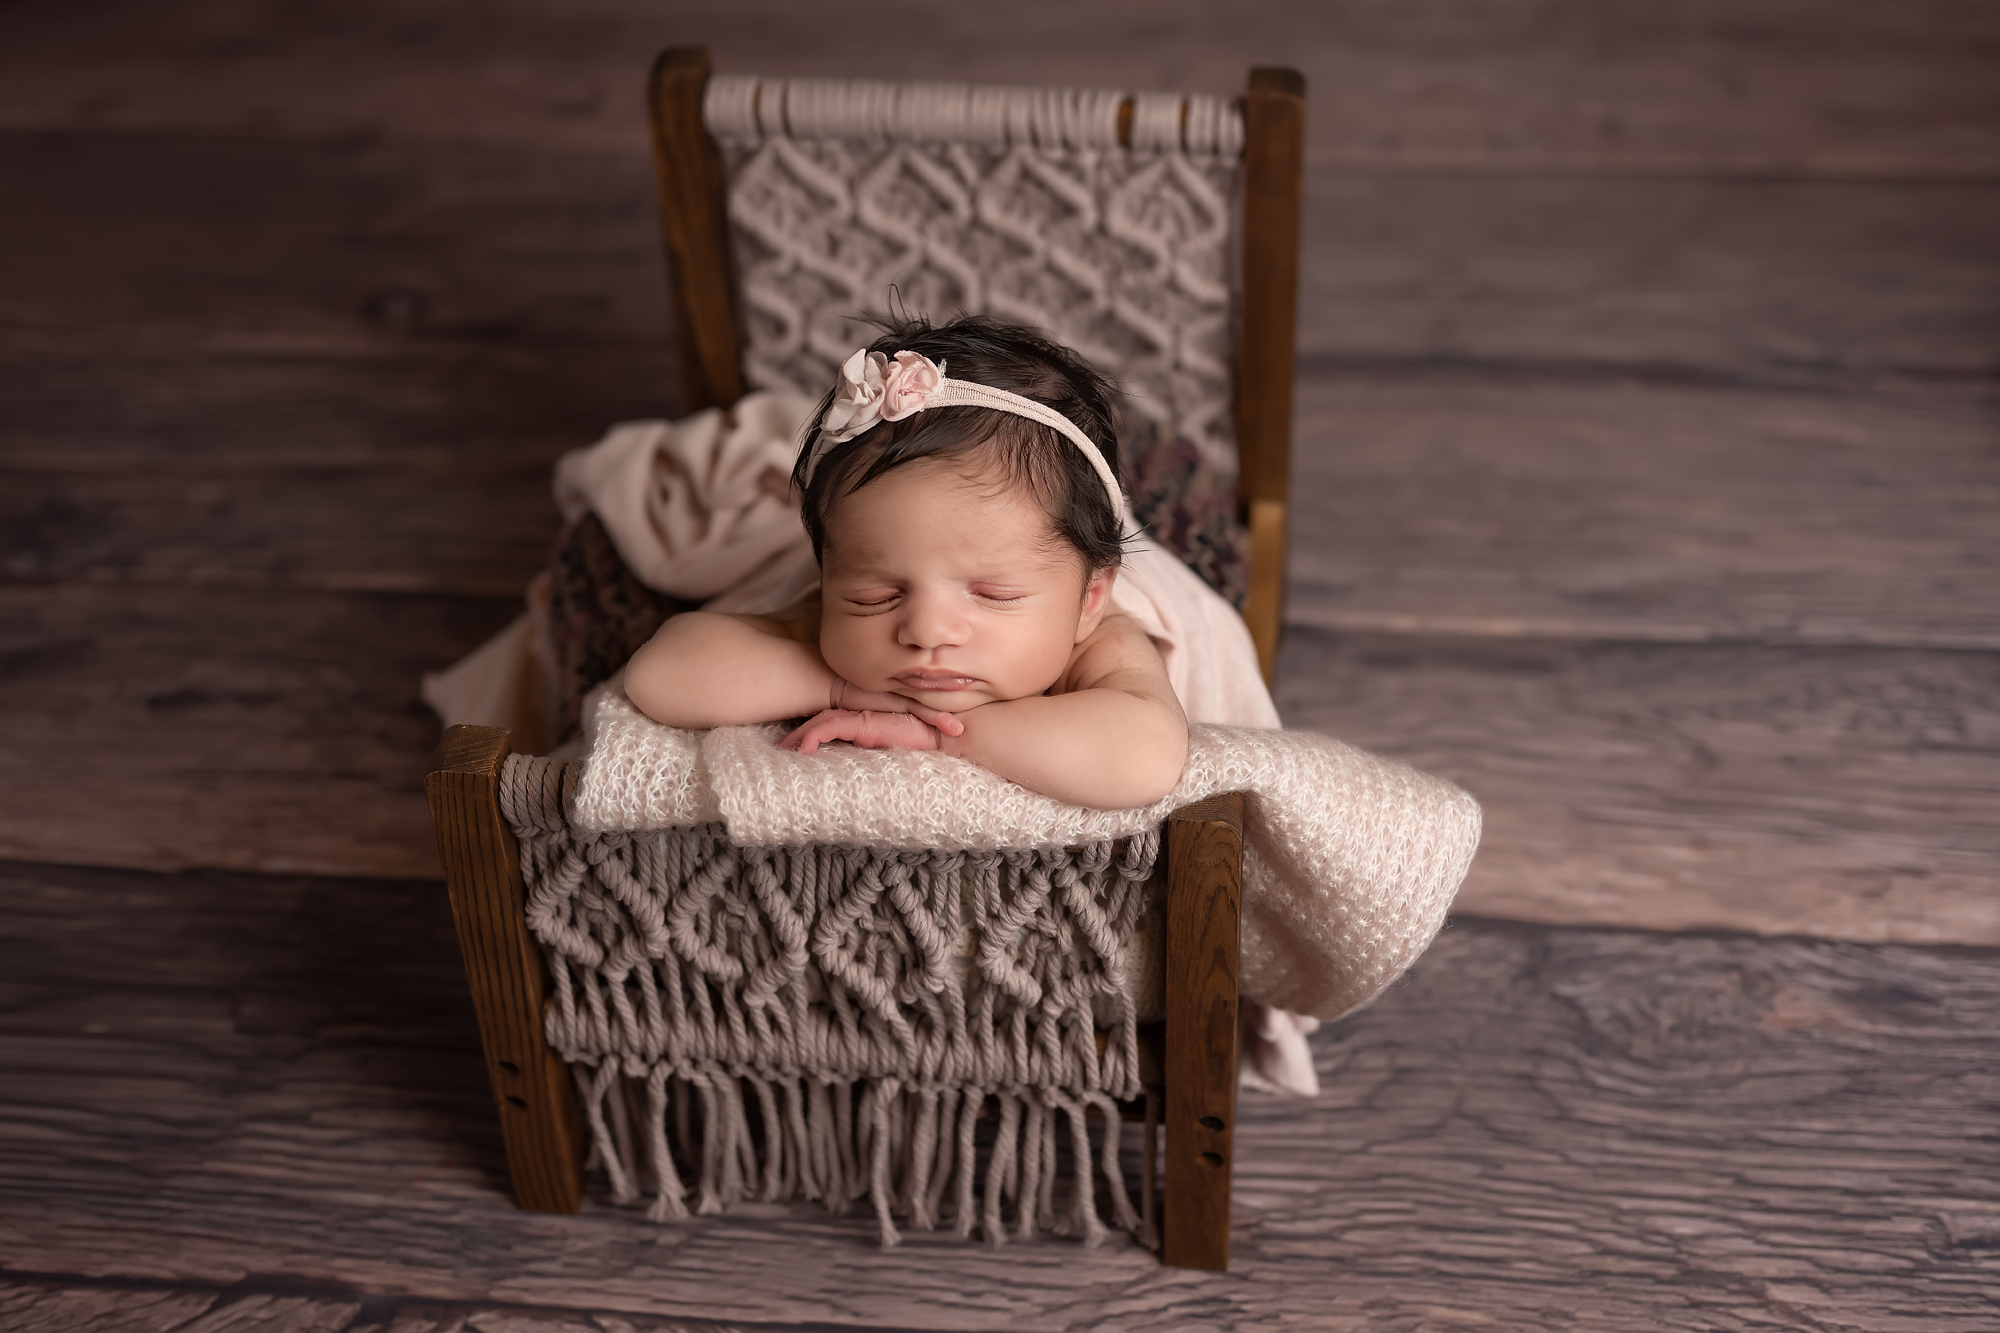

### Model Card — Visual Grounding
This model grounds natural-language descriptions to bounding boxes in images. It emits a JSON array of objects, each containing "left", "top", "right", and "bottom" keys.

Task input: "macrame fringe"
[{"left": 574, "top": 1065, "right": 1151, "bottom": 1249}]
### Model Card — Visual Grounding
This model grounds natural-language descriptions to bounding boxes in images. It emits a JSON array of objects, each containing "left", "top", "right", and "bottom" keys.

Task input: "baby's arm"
[
  {"left": 625, "top": 608, "right": 961, "bottom": 735},
  {"left": 939, "top": 614, "right": 1188, "bottom": 810}
]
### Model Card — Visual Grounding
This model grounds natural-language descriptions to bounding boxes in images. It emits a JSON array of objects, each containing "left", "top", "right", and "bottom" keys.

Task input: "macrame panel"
[
  {"left": 501, "top": 753, "right": 1162, "bottom": 1247},
  {"left": 707, "top": 77, "right": 1245, "bottom": 474}
]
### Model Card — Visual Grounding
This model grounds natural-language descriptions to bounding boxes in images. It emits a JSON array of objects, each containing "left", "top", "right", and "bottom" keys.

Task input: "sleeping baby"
[{"left": 625, "top": 314, "right": 1204, "bottom": 811}]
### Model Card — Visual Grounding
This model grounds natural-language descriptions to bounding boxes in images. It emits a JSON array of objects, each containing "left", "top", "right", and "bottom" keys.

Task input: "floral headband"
[{"left": 805, "top": 348, "right": 1128, "bottom": 519}]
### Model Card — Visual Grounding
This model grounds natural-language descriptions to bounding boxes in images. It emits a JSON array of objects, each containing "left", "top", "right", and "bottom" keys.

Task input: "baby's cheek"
[
  {"left": 816, "top": 620, "right": 875, "bottom": 686},
  {"left": 1019, "top": 617, "right": 1085, "bottom": 695}
]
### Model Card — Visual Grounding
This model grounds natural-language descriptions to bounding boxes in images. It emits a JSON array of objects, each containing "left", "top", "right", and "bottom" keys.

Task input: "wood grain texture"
[
  {"left": 9, "top": 135, "right": 1996, "bottom": 401},
  {"left": 1235, "top": 66, "right": 1304, "bottom": 510},
  {"left": 1, "top": 465, "right": 557, "bottom": 598},
  {"left": 0, "top": 583, "right": 516, "bottom": 879},
  {"left": 427, "top": 726, "right": 586, "bottom": 1214},
  {"left": 1293, "top": 175, "right": 2000, "bottom": 382},
  {"left": 0, "top": 1277, "right": 792, "bottom": 1332},
  {"left": 0, "top": 130, "right": 676, "bottom": 368},
  {"left": 650, "top": 48, "right": 742, "bottom": 412},
  {"left": 1235, "top": 69, "right": 1304, "bottom": 686},
  {"left": 6, "top": 860, "right": 1997, "bottom": 1329},
  {"left": 1276, "top": 628, "right": 2000, "bottom": 945},
  {"left": 1285, "top": 375, "right": 2000, "bottom": 649},
  {"left": 1162, "top": 794, "right": 1244, "bottom": 1271},
  {"left": 3, "top": 0, "right": 1996, "bottom": 178}
]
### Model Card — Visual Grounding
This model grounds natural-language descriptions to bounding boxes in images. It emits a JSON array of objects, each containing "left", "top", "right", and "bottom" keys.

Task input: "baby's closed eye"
[{"left": 842, "top": 587, "right": 902, "bottom": 609}]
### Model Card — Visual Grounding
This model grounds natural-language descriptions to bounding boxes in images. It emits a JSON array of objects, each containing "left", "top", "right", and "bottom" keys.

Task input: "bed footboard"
[{"left": 425, "top": 724, "right": 1244, "bottom": 1266}]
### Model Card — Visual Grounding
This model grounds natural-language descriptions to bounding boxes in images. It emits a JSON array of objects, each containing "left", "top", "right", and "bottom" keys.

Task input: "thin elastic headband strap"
[{"left": 804, "top": 377, "right": 1129, "bottom": 520}]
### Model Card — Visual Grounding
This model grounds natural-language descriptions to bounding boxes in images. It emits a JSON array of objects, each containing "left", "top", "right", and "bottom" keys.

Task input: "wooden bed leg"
[
  {"left": 426, "top": 724, "right": 586, "bottom": 1213},
  {"left": 1162, "top": 792, "right": 1245, "bottom": 1271}
]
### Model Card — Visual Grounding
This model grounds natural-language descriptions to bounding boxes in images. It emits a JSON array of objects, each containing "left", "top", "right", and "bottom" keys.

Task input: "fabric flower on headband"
[{"left": 818, "top": 349, "right": 946, "bottom": 443}]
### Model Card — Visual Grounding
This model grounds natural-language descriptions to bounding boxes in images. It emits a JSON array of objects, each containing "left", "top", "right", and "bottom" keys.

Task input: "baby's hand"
[
  {"left": 827, "top": 678, "right": 965, "bottom": 737},
  {"left": 778, "top": 709, "right": 945, "bottom": 755}
]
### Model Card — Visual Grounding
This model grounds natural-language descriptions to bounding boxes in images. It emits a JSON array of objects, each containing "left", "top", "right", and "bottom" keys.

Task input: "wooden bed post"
[
  {"left": 426, "top": 724, "right": 586, "bottom": 1213},
  {"left": 1237, "top": 67, "right": 1306, "bottom": 686},
  {"left": 1162, "top": 792, "right": 1244, "bottom": 1271},
  {"left": 649, "top": 46, "right": 744, "bottom": 413}
]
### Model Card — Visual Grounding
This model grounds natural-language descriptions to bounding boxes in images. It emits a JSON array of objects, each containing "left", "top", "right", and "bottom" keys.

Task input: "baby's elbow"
[
  {"left": 623, "top": 620, "right": 719, "bottom": 728},
  {"left": 622, "top": 639, "right": 685, "bottom": 726},
  {"left": 1096, "top": 718, "right": 1188, "bottom": 810}
]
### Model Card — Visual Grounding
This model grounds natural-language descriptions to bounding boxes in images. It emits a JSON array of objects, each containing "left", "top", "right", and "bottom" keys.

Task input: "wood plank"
[
  {"left": 6, "top": 861, "right": 1997, "bottom": 1328},
  {"left": 1161, "top": 793, "right": 1243, "bottom": 1271},
  {"left": 0, "top": 583, "right": 517, "bottom": 879},
  {"left": 1295, "top": 174, "right": 2000, "bottom": 380},
  {"left": 0, "top": 129, "right": 674, "bottom": 361},
  {"left": 1235, "top": 69, "right": 1306, "bottom": 684},
  {"left": 0, "top": 465, "right": 556, "bottom": 597},
  {"left": 1276, "top": 628, "right": 2000, "bottom": 945},
  {"left": 0, "top": 1281, "right": 221, "bottom": 1333},
  {"left": 1286, "top": 376, "right": 2000, "bottom": 649},
  {"left": 648, "top": 48, "right": 744, "bottom": 413},
  {"left": 0, "top": 348, "right": 674, "bottom": 476},
  {"left": 2, "top": 1, "right": 1996, "bottom": 177},
  {"left": 9, "top": 137, "right": 1998, "bottom": 389},
  {"left": 0, "top": 1277, "right": 778, "bottom": 1332},
  {"left": 426, "top": 726, "right": 586, "bottom": 1215}
]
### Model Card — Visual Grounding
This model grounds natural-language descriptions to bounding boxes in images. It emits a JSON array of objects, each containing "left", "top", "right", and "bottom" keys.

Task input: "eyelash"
[{"left": 846, "top": 591, "right": 1027, "bottom": 608}]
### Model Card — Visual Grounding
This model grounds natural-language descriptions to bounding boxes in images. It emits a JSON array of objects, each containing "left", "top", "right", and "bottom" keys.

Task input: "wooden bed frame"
[{"left": 424, "top": 50, "right": 1301, "bottom": 1273}]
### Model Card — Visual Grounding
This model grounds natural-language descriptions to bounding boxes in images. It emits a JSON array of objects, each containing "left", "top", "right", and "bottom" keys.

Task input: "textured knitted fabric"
[{"left": 573, "top": 684, "right": 1482, "bottom": 1022}]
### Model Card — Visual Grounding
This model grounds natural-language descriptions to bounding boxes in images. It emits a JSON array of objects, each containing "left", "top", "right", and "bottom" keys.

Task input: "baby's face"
[{"left": 817, "top": 459, "right": 1111, "bottom": 712}]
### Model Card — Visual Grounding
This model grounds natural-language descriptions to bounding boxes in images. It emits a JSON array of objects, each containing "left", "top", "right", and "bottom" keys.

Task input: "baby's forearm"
[
  {"left": 625, "top": 611, "right": 834, "bottom": 728},
  {"left": 938, "top": 690, "right": 1188, "bottom": 810}
]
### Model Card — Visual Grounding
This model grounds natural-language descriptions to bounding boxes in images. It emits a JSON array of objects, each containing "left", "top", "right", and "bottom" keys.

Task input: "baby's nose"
[{"left": 898, "top": 591, "right": 970, "bottom": 649}]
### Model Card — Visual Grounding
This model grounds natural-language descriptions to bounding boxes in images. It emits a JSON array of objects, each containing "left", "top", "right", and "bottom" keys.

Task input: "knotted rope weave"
[
  {"left": 704, "top": 73, "right": 1244, "bottom": 475},
  {"left": 500, "top": 753, "right": 1161, "bottom": 1248},
  {"left": 704, "top": 76, "right": 1244, "bottom": 155}
]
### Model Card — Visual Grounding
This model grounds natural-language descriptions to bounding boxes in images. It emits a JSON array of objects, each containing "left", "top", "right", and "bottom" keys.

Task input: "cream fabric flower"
[
  {"left": 818, "top": 349, "right": 946, "bottom": 444},
  {"left": 880, "top": 350, "right": 944, "bottom": 422},
  {"left": 818, "top": 348, "right": 889, "bottom": 443}
]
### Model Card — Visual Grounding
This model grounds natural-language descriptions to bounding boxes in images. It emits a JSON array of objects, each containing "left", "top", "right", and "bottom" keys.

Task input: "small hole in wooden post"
[
  {"left": 506, "top": 1095, "right": 528, "bottom": 1109},
  {"left": 1200, "top": 1151, "right": 1224, "bottom": 1168},
  {"left": 498, "top": 1060, "right": 520, "bottom": 1074},
  {"left": 1200, "top": 1115, "right": 1224, "bottom": 1131}
]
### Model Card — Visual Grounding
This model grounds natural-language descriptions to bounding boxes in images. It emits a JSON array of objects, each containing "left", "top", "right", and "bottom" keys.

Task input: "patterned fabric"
[
  {"left": 717, "top": 135, "right": 1243, "bottom": 476},
  {"left": 1124, "top": 420, "right": 1249, "bottom": 610},
  {"left": 546, "top": 513, "right": 698, "bottom": 744}
]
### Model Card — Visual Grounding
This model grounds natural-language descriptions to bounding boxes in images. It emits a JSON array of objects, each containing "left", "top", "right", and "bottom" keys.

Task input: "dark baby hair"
[{"left": 792, "top": 313, "right": 1128, "bottom": 575}]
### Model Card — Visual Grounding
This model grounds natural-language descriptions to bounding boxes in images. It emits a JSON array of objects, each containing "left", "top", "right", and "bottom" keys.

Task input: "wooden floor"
[{"left": 3, "top": 1, "right": 1997, "bottom": 1327}]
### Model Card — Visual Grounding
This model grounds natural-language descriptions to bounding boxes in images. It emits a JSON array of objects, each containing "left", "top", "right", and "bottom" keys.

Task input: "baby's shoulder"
[{"left": 1055, "top": 612, "right": 1169, "bottom": 696}]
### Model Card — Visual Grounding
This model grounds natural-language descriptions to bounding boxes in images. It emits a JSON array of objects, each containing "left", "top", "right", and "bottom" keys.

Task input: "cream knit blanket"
[{"left": 574, "top": 684, "right": 1482, "bottom": 1023}]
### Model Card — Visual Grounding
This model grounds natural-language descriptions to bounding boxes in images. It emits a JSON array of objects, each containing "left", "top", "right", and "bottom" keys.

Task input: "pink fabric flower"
[
  {"left": 819, "top": 349, "right": 889, "bottom": 443},
  {"left": 879, "top": 351, "right": 944, "bottom": 422}
]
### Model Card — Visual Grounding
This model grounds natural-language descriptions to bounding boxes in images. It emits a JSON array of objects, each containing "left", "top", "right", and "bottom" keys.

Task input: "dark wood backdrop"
[{"left": 3, "top": 2, "right": 1997, "bottom": 1328}]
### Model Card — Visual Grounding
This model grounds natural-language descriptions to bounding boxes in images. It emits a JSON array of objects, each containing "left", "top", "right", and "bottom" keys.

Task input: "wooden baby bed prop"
[{"left": 426, "top": 51, "right": 1302, "bottom": 1272}]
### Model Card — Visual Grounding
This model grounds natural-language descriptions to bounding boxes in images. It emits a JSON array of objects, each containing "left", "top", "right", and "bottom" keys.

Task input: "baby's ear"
[{"left": 1076, "top": 566, "right": 1117, "bottom": 641}]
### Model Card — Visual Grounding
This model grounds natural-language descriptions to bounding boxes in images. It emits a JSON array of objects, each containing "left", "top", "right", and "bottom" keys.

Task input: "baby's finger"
[
  {"left": 906, "top": 703, "right": 964, "bottom": 736},
  {"left": 778, "top": 710, "right": 843, "bottom": 755}
]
